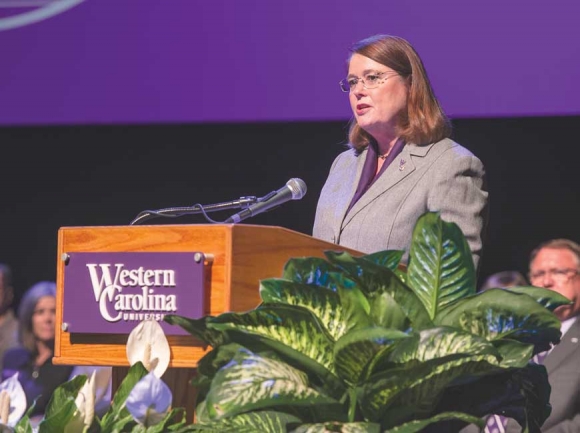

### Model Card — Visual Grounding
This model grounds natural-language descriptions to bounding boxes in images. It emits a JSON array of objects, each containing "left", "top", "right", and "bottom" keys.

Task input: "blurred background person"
[
  {"left": 0, "top": 264, "right": 19, "bottom": 372},
  {"left": 479, "top": 270, "right": 527, "bottom": 291},
  {"left": 1, "top": 280, "right": 112, "bottom": 422},
  {"left": 1, "top": 281, "right": 72, "bottom": 422},
  {"left": 313, "top": 35, "right": 488, "bottom": 270},
  {"left": 463, "top": 238, "right": 580, "bottom": 432}
]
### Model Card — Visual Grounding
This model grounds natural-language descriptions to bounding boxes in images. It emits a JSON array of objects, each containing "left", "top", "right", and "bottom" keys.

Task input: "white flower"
[
  {"left": 126, "top": 319, "right": 170, "bottom": 378},
  {"left": 125, "top": 372, "right": 172, "bottom": 427},
  {"left": 0, "top": 373, "right": 26, "bottom": 428},
  {"left": 63, "top": 370, "right": 96, "bottom": 433}
]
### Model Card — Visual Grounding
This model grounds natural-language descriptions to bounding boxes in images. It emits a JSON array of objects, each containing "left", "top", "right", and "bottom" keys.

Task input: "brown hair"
[
  {"left": 347, "top": 35, "right": 451, "bottom": 151},
  {"left": 529, "top": 238, "right": 580, "bottom": 269}
]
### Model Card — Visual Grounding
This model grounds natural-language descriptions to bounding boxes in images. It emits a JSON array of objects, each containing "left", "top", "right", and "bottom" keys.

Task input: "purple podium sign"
[{"left": 62, "top": 252, "right": 205, "bottom": 336}]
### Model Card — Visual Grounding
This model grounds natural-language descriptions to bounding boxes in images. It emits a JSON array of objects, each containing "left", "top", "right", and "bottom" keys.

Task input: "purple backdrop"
[{"left": 1, "top": 0, "right": 579, "bottom": 126}]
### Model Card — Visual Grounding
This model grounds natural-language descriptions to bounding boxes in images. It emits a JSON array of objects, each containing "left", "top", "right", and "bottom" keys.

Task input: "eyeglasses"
[
  {"left": 339, "top": 71, "right": 396, "bottom": 93},
  {"left": 529, "top": 268, "right": 579, "bottom": 283}
]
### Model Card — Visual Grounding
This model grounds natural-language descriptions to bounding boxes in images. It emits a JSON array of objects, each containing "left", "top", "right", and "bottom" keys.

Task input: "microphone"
[{"left": 225, "top": 178, "right": 307, "bottom": 224}]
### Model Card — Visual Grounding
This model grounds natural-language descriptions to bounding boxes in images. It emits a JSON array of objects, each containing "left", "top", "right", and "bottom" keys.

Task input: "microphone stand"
[{"left": 130, "top": 196, "right": 258, "bottom": 225}]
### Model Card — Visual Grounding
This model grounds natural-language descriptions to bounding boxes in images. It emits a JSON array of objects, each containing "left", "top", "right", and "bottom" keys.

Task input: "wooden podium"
[{"left": 54, "top": 224, "right": 359, "bottom": 418}]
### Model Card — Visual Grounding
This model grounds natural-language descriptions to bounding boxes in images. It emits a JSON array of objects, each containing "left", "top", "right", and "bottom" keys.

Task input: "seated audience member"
[
  {"left": 479, "top": 270, "right": 527, "bottom": 291},
  {"left": 2, "top": 281, "right": 74, "bottom": 421},
  {"left": 0, "top": 264, "right": 19, "bottom": 372},
  {"left": 462, "top": 238, "right": 580, "bottom": 432}
]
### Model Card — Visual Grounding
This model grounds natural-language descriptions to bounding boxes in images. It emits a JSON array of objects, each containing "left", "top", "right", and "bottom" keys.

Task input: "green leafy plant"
[
  {"left": 16, "top": 362, "right": 186, "bottom": 433},
  {"left": 166, "top": 212, "right": 570, "bottom": 433}
]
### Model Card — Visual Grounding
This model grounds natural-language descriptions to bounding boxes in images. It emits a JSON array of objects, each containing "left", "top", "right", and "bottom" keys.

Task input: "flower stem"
[{"left": 348, "top": 388, "right": 357, "bottom": 423}]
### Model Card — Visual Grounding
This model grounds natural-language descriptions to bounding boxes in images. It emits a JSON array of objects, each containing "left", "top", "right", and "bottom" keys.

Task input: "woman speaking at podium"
[{"left": 313, "top": 34, "right": 488, "bottom": 269}]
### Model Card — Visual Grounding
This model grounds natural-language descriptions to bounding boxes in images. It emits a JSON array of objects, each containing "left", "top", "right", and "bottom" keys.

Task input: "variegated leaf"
[
  {"left": 492, "top": 339, "right": 534, "bottom": 368},
  {"left": 359, "top": 354, "right": 500, "bottom": 427},
  {"left": 502, "top": 286, "right": 572, "bottom": 312},
  {"left": 361, "top": 250, "right": 404, "bottom": 271},
  {"left": 164, "top": 314, "right": 226, "bottom": 347},
  {"left": 190, "top": 410, "right": 302, "bottom": 432},
  {"left": 369, "top": 291, "right": 409, "bottom": 331},
  {"left": 205, "top": 348, "right": 337, "bottom": 420},
  {"left": 324, "top": 251, "right": 432, "bottom": 330},
  {"left": 259, "top": 279, "right": 371, "bottom": 341},
  {"left": 407, "top": 212, "right": 476, "bottom": 320},
  {"left": 385, "top": 411, "right": 484, "bottom": 433},
  {"left": 282, "top": 257, "right": 355, "bottom": 291},
  {"left": 387, "top": 327, "right": 498, "bottom": 364},
  {"left": 208, "top": 305, "right": 335, "bottom": 373},
  {"left": 334, "top": 328, "right": 409, "bottom": 385},
  {"left": 290, "top": 421, "right": 381, "bottom": 433},
  {"left": 436, "top": 290, "right": 561, "bottom": 353}
]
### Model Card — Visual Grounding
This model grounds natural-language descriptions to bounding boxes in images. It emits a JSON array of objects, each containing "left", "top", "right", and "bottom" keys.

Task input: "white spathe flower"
[
  {"left": 125, "top": 372, "right": 172, "bottom": 427},
  {"left": 64, "top": 370, "right": 97, "bottom": 433},
  {"left": 126, "top": 319, "right": 170, "bottom": 378},
  {"left": 0, "top": 373, "right": 26, "bottom": 428}
]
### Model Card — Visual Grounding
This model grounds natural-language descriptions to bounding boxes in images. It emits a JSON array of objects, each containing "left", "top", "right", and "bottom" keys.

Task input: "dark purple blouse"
[{"left": 346, "top": 138, "right": 405, "bottom": 214}]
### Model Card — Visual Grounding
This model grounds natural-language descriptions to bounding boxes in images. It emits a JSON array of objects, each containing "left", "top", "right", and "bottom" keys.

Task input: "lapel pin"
[
  {"left": 572, "top": 337, "right": 579, "bottom": 343},
  {"left": 399, "top": 158, "right": 406, "bottom": 171}
]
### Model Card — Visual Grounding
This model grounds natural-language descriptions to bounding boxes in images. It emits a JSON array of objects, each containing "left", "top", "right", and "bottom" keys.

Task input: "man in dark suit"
[
  {"left": 461, "top": 239, "right": 580, "bottom": 433},
  {"left": 521, "top": 239, "right": 580, "bottom": 433}
]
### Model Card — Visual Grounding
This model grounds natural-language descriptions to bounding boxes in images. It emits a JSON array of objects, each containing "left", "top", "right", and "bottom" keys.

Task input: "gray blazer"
[
  {"left": 461, "top": 318, "right": 580, "bottom": 433},
  {"left": 312, "top": 138, "right": 488, "bottom": 269}
]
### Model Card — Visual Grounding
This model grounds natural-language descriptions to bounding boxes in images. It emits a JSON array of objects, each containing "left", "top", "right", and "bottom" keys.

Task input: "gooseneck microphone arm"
[
  {"left": 129, "top": 196, "right": 258, "bottom": 225},
  {"left": 224, "top": 178, "right": 307, "bottom": 224},
  {"left": 130, "top": 178, "right": 307, "bottom": 225}
]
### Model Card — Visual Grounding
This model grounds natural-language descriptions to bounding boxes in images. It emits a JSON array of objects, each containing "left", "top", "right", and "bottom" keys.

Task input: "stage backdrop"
[
  {"left": 1, "top": 0, "right": 579, "bottom": 126},
  {"left": 1, "top": 116, "right": 579, "bottom": 300}
]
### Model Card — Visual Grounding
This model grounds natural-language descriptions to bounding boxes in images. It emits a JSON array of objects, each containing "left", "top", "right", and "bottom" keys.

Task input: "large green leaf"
[
  {"left": 334, "top": 327, "right": 409, "bottom": 385},
  {"left": 38, "top": 400, "right": 79, "bottom": 433},
  {"left": 207, "top": 304, "right": 345, "bottom": 398},
  {"left": 38, "top": 375, "right": 86, "bottom": 433},
  {"left": 359, "top": 354, "right": 500, "bottom": 427},
  {"left": 259, "top": 279, "right": 371, "bottom": 341},
  {"left": 369, "top": 291, "right": 409, "bottom": 331},
  {"left": 184, "top": 411, "right": 302, "bottom": 432},
  {"left": 492, "top": 339, "right": 534, "bottom": 368},
  {"left": 194, "top": 343, "right": 248, "bottom": 385},
  {"left": 43, "top": 374, "right": 86, "bottom": 419},
  {"left": 386, "top": 327, "right": 499, "bottom": 364},
  {"left": 290, "top": 421, "right": 381, "bottom": 432},
  {"left": 204, "top": 348, "right": 338, "bottom": 421},
  {"left": 164, "top": 314, "right": 227, "bottom": 347},
  {"left": 208, "top": 304, "right": 335, "bottom": 372},
  {"left": 407, "top": 212, "right": 476, "bottom": 320},
  {"left": 385, "top": 411, "right": 484, "bottom": 433},
  {"left": 282, "top": 257, "right": 353, "bottom": 290},
  {"left": 14, "top": 416, "right": 34, "bottom": 433},
  {"left": 191, "top": 342, "right": 251, "bottom": 421},
  {"left": 502, "top": 286, "right": 573, "bottom": 312},
  {"left": 436, "top": 290, "right": 561, "bottom": 353},
  {"left": 361, "top": 250, "right": 404, "bottom": 271},
  {"left": 324, "top": 251, "right": 432, "bottom": 330}
]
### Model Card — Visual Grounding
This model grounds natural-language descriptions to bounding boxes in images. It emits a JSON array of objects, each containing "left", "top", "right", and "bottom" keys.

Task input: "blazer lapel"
[
  {"left": 330, "top": 149, "right": 367, "bottom": 239},
  {"left": 544, "top": 318, "right": 580, "bottom": 373},
  {"left": 342, "top": 143, "right": 434, "bottom": 228}
]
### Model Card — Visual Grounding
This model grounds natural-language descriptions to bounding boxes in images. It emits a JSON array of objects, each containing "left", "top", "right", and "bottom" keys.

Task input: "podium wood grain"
[{"left": 54, "top": 224, "right": 360, "bottom": 368}]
